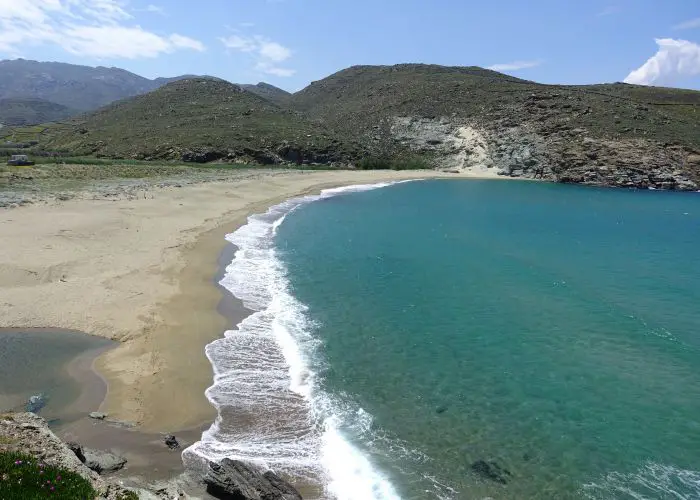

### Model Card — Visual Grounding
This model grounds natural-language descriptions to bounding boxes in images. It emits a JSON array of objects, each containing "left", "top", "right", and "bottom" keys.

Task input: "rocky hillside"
[
  {"left": 241, "top": 82, "right": 292, "bottom": 106},
  {"left": 13, "top": 63, "right": 700, "bottom": 190},
  {"left": 0, "top": 59, "right": 160, "bottom": 111},
  {"left": 41, "top": 79, "right": 361, "bottom": 164},
  {"left": 291, "top": 64, "right": 700, "bottom": 189},
  {"left": 0, "top": 98, "right": 77, "bottom": 126},
  {"left": 0, "top": 60, "right": 220, "bottom": 124}
]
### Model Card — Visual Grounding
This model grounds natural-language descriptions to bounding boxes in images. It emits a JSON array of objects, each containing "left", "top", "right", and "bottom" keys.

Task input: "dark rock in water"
[
  {"left": 471, "top": 460, "right": 512, "bottom": 484},
  {"left": 26, "top": 393, "right": 47, "bottom": 413},
  {"left": 436, "top": 406, "right": 448, "bottom": 414},
  {"left": 205, "top": 458, "right": 302, "bottom": 500},
  {"left": 523, "top": 452, "right": 532, "bottom": 462},
  {"left": 83, "top": 448, "right": 127, "bottom": 474},
  {"left": 67, "top": 442, "right": 86, "bottom": 463},
  {"left": 164, "top": 434, "right": 180, "bottom": 450}
]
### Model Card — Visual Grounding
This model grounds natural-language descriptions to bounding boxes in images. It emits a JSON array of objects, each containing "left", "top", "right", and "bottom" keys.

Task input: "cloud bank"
[
  {"left": 624, "top": 38, "right": 700, "bottom": 86},
  {"left": 220, "top": 33, "right": 295, "bottom": 77},
  {"left": 0, "top": 0, "right": 204, "bottom": 59}
]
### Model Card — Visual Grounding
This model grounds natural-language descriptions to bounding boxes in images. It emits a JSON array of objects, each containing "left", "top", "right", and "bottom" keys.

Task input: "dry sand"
[{"left": 0, "top": 169, "right": 497, "bottom": 433}]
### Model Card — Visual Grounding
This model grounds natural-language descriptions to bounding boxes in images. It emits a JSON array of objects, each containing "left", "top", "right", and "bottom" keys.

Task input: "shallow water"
[
  {"left": 194, "top": 179, "right": 700, "bottom": 499},
  {"left": 0, "top": 328, "right": 112, "bottom": 423}
]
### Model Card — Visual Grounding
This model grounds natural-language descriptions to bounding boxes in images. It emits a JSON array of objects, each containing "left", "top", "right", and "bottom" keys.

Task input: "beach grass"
[{"left": 0, "top": 451, "right": 96, "bottom": 499}]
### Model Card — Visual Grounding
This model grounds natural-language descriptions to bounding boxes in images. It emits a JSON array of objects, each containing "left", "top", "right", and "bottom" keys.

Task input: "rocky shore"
[
  {"left": 0, "top": 412, "right": 303, "bottom": 499},
  {"left": 390, "top": 113, "right": 700, "bottom": 191}
]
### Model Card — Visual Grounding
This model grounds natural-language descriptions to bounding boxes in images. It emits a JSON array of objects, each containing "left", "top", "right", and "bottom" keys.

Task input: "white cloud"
[
  {"left": 258, "top": 41, "right": 291, "bottom": 62},
  {"left": 221, "top": 33, "right": 295, "bottom": 77},
  {"left": 487, "top": 60, "right": 542, "bottom": 72},
  {"left": 673, "top": 18, "right": 700, "bottom": 30},
  {"left": 255, "top": 61, "right": 295, "bottom": 77},
  {"left": 0, "top": 0, "right": 204, "bottom": 59},
  {"left": 145, "top": 4, "right": 165, "bottom": 15},
  {"left": 169, "top": 34, "right": 205, "bottom": 52},
  {"left": 220, "top": 34, "right": 258, "bottom": 52},
  {"left": 624, "top": 38, "right": 700, "bottom": 86}
]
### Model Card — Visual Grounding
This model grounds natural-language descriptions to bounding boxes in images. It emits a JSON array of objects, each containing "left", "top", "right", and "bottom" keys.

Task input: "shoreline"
[{"left": 0, "top": 170, "right": 503, "bottom": 435}]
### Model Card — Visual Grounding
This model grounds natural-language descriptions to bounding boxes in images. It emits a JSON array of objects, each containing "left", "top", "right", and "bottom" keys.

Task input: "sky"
[{"left": 1, "top": 0, "right": 699, "bottom": 91}]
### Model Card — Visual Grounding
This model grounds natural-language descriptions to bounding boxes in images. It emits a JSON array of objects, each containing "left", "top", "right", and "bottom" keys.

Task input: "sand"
[{"left": 0, "top": 169, "right": 497, "bottom": 433}]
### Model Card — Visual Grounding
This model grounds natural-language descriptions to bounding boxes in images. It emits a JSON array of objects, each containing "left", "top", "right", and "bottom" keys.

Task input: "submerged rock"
[
  {"left": 83, "top": 448, "right": 127, "bottom": 474},
  {"left": 204, "top": 458, "right": 302, "bottom": 500},
  {"left": 471, "top": 460, "right": 512, "bottom": 484}
]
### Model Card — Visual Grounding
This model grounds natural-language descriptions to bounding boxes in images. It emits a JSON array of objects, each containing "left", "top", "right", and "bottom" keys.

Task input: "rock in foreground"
[
  {"left": 83, "top": 448, "right": 128, "bottom": 474},
  {"left": 0, "top": 412, "right": 134, "bottom": 499},
  {"left": 205, "top": 458, "right": 302, "bottom": 500}
]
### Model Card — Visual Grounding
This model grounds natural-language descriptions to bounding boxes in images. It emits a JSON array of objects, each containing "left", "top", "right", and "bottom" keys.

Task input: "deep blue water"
[{"left": 273, "top": 180, "right": 700, "bottom": 499}]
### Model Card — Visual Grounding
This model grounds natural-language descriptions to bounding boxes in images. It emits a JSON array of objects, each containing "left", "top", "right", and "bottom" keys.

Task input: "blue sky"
[{"left": 1, "top": 0, "right": 699, "bottom": 91}]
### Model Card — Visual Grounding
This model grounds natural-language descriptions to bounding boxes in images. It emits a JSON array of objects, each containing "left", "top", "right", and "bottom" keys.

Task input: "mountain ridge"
[{"left": 0, "top": 59, "right": 222, "bottom": 122}]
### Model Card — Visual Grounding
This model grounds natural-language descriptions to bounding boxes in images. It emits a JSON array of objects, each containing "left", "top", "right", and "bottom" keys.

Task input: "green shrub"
[
  {"left": 0, "top": 451, "right": 96, "bottom": 499},
  {"left": 356, "top": 155, "right": 431, "bottom": 170}
]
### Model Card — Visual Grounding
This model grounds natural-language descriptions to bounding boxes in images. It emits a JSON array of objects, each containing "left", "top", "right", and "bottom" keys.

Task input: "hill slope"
[
  {"left": 0, "top": 98, "right": 77, "bottom": 126},
  {"left": 16, "top": 63, "right": 700, "bottom": 190},
  {"left": 0, "top": 59, "right": 160, "bottom": 111},
  {"left": 0, "top": 60, "right": 289, "bottom": 124},
  {"left": 240, "top": 83, "right": 292, "bottom": 106},
  {"left": 41, "top": 79, "right": 359, "bottom": 164},
  {"left": 290, "top": 64, "right": 700, "bottom": 189}
]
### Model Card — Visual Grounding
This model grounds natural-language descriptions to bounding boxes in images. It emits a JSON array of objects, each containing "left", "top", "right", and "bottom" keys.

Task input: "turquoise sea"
[{"left": 192, "top": 179, "right": 700, "bottom": 499}]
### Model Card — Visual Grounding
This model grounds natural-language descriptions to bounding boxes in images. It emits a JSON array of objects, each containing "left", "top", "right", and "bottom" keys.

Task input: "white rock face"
[{"left": 389, "top": 117, "right": 498, "bottom": 175}]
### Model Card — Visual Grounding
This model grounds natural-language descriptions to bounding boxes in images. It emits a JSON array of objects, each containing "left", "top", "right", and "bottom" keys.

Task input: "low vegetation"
[
  {"left": 0, "top": 451, "right": 96, "bottom": 499},
  {"left": 356, "top": 155, "right": 432, "bottom": 170},
  {"left": 0, "top": 64, "right": 697, "bottom": 188},
  {"left": 0, "top": 99, "right": 76, "bottom": 127}
]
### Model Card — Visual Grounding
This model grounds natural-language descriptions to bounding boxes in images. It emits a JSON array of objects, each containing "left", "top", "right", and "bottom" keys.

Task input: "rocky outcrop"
[
  {"left": 389, "top": 115, "right": 700, "bottom": 190},
  {"left": 83, "top": 448, "right": 128, "bottom": 474},
  {"left": 204, "top": 458, "right": 302, "bottom": 500},
  {"left": 0, "top": 412, "right": 135, "bottom": 499}
]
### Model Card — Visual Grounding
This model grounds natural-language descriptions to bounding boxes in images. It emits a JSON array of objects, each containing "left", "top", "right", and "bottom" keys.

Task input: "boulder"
[
  {"left": 83, "top": 448, "right": 127, "bottom": 474},
  {"left": 164, "top": 434, "right": 181, "bottom": 450},
  {"left": 89, "top": 411, "right": 108, "bottom": 420},
  {"left": 204, "top": 458, "right": 302, "bottom": 500},
  {"left": 26, "top": 393, "right": 47, "bottom": 413},
  {"left": 471, "top": 460, "right": 512, "bottom": 484}
]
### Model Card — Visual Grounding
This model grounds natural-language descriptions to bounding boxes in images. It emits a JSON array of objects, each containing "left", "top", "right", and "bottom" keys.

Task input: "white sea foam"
[
  {"left": 583, "top": 462, "right": 700, "bottom": 500},
  {"left": 186, "top": 182, "right": 418, "bottom": 500}
]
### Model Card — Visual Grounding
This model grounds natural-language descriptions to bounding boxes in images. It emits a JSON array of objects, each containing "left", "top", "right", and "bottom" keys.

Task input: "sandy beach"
[{"left": 0, "top": 169, "right": 496, "bottom": 433}]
